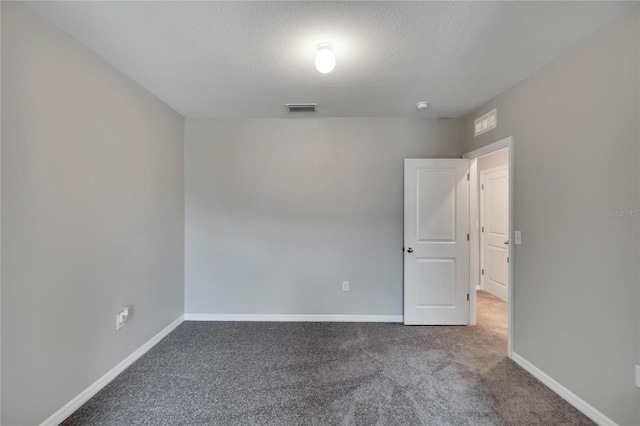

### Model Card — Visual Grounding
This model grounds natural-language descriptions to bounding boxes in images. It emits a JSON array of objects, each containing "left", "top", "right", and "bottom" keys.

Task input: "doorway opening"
[{"left": 464, "top": 137, "right": 514, "bottom": 357}]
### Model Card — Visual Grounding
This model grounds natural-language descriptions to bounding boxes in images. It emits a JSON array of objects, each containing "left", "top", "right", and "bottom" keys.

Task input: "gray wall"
[
  {"left": 0, "top": 3, "right": 3, "bottom": 422},
  {"left": 185, "top": 118, "right": 463, "bottom": 316},
  {"left": 477, "top": 148, "right": 508, "bottom": 172},
  {"left": 1, "top": 3, "right": 185, "bottom": 425},
  {"left": 463, "top": 7, "right": 640, "bottom": 425}
]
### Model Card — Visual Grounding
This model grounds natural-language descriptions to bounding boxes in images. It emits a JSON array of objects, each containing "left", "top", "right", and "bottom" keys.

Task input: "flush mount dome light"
[
  {"left": 416, "top": 101, "right": 429, "bottom": 110},
  {"left": 315, "top": 43, "right": 336, "bottom": 74}
]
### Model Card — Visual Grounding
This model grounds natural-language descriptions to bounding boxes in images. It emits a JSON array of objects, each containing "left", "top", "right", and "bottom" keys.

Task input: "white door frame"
[{"left": 463, "top": 136, "right": 514, "bottom": 357}]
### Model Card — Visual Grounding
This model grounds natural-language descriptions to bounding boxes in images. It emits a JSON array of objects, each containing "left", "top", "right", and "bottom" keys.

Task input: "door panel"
[
  {"left": 481, "top": 166, "right": 509, "bottom": 302},
  {"left": 404, "top": 159, "right": 469, "bottom": 325},
  {"left": 417, "top": 168, "right": 456, "bottom": 242},
  {"left": 416, "top": 259, "right": 456, "bottom": 306},
  {"left": 486, "top": 246, "right": 507, "bottom": 288}
]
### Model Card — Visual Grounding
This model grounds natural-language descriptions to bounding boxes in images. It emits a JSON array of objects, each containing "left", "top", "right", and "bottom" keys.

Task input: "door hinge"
[
  {"left": 466, "top": 293, "right": 470, "bottom": 301},
  {"left": 507, "top": 256, "right": 509, "bottom": 263},
  {"left": 481, "top": 269, "right": 484, "bottom": 275},
  {"left": 467, "top": 173, "right": 470, "bottom": 181},
  {"left": 481, "top": 226, "right": 484, "bottom": 233},
  {"left": 467, "top": 233, "right": 469, "bottom": 241},
  {"left": 481, "top": 184, "right": 484, "bottom": 190}
]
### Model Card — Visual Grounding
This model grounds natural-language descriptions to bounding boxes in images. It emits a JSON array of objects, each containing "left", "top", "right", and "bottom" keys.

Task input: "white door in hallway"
[
  {"left": 480, "top": 166, "right": 509, "bottom": 302},
  {"left": 404, "top": 159, "right": 470, "bottom": 325}
]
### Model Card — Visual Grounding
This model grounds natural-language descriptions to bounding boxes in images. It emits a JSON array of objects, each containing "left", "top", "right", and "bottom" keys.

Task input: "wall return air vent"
[
  {"left": 286, "top": 103, "right": 317, "bottom": 113},
  {"left": 474, "top": 109, "right": 497, "bottom": 137}
]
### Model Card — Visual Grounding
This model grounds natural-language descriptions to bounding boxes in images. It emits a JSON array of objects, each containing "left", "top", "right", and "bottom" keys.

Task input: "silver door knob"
[{"left": 407, "top": 247, "right": 413, "bottom": 253}]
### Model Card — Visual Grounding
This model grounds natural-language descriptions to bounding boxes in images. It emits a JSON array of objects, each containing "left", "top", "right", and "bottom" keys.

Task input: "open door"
[
  {"left": 404, "top": 159, "right": 470, "bottom": 325},
  {"left": 480, "top": 166, "right": 509, "bottom": 302}
]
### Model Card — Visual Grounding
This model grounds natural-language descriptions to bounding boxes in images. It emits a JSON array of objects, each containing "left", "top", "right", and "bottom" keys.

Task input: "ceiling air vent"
[{"left": 286, "top": 103, "right": 317, "bottom": 113}]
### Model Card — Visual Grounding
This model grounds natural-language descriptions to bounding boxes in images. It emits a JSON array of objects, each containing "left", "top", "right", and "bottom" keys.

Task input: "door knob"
[
  {"left": 407, "top": 247, "right": 413, "bottom": 253},
  {"left": 504, "top": 241, "right": 509, "bottom": 244}
]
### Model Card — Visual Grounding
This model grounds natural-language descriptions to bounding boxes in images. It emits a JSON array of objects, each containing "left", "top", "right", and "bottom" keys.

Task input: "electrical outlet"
[
  {"left": 116, "top": 312, "right": 125, "bottom": 330},
  {"left": 342, "top": 281, "right": 349, "bottom": 291},
  {"left": 116, "top": 306, "right": 131, "bottom": 330}
]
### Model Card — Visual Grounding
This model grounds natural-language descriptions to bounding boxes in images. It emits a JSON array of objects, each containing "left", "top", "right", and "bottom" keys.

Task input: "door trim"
[{"left": 463, "top": 136, "right": 514, "bottom": 358}]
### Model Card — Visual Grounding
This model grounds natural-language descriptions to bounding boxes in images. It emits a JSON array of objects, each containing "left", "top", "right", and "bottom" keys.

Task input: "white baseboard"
[
  {"left": 40, "top": 315, "right": 185, "bottom": 426},
  {"left": 510, "top": 352, "right": 617, "bottom": 426},
  {"left": 184, "top": 313, "right": 403, "bottom": 323}
]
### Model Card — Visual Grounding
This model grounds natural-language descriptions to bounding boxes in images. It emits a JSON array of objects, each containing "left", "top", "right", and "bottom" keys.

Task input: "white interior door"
[
  {"left": 404, "top": 159, "right": 470, "bottom": 325},
  {"left": 480, "top": 166, "right": 509, "bottom": 302}
]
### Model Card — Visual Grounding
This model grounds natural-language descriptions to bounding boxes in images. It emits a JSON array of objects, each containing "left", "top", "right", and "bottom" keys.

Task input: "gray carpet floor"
[{"left": 62, "top": 292, "right": 594, "bottom": 425}]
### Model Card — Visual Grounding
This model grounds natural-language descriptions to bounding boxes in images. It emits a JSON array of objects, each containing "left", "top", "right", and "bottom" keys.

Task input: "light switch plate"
[
  {"left": 515, "top": 231, "right": 522, "bottom": 245},
  {"left": 635, "top": 365, "right": 640, "bottom": 388}
]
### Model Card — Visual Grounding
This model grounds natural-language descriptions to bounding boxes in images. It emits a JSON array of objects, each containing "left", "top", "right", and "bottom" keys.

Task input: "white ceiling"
[{"left": 27, "top": 1, "right": 636, "bottom": 119}]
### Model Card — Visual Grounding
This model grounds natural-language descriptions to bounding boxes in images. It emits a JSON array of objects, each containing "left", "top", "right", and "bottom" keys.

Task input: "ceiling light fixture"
[
  {"left": 416, "top": 101, "right": 429, "bottom": 110},
  {"left": 315, "top": 43, "right": 336, "bottom": 74}
]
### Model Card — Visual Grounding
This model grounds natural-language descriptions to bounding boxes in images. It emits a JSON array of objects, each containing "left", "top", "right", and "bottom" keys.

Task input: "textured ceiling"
[{"left": 27, "top": 1, "right": 636, "bottom": 119}]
